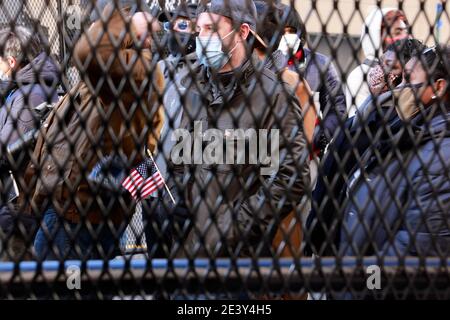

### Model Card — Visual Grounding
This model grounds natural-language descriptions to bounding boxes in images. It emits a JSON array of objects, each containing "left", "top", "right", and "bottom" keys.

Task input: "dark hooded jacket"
[
  {"left": 306, "top": 91, "right": 399, "bottom": 255},
  {"left": 339, "top": 108, "right": 450, "bottom": 257}
]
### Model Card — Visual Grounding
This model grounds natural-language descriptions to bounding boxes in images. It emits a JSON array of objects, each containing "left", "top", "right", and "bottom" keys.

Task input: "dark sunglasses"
[{"left": 163, "top": 20, "right": 191, "bottom": 31}]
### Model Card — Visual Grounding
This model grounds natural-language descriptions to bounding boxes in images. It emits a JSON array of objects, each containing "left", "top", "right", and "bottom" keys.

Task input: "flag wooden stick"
[{"left": 146, "top": 148, "right": 176, "bottom": 204}]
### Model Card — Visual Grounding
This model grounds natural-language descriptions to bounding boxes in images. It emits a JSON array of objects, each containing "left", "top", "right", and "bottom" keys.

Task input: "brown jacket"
[
  {"left": 271, "top": 68, "right": 316, "bottom": 258},
  {"left": 280, "top": 69, "right": 317, "bottom": 145},
  {"left": 18, "top": 8, "right": 164, "bottom": 225}
]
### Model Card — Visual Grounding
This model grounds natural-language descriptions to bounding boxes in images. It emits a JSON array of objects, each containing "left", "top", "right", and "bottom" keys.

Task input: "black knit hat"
[
  {"left": 277, "top": 3, "right": 307, "bottom": 43},
  {"left": 253, "top": 0, "right": 285, "bottom": 50}
]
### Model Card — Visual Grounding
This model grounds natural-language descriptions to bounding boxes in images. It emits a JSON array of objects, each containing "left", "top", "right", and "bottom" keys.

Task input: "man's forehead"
[{"left": 197, "top": 12, "right": 225, "bottom": 25}]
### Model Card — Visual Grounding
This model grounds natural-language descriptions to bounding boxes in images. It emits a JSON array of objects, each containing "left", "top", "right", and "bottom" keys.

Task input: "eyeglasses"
[
  {"left": 163, "top": 19, "right": 191, "bottom": 31},
  {"left": 423, "top": 46, "right": 437, "bottom": 55}
]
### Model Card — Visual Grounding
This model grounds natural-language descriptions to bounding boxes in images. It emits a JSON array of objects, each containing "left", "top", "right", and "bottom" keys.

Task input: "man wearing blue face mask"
[
  {"left": 162, "top": 0, "right": 310, "bottom": 258},
  {"left": 194, "top": 2, "right": 267, "bottom": 72}
]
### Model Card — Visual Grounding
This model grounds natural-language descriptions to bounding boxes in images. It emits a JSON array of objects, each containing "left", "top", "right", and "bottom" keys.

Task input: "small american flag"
[{"left": 121, "top": 157, "right": 164, "bottom": 200}]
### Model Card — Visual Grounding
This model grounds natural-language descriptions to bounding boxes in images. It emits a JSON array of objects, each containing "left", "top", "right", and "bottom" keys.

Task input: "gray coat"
[
  {"left": 0, "top": 53, "right": 59, "bottom": 203},
  {"left": 171, "top": 54, "right": 310, "bottom": 257}
]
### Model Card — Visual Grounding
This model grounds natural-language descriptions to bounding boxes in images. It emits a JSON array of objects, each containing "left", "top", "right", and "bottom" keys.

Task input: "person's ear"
[
  {"left": 434, "top": 78, "right": 447, "bottom": 99},
  {"left": 6, "top": 56, "right": 17, "bottom": 70},
  {"left": 131, "top": 12, "right": 153, "bottom": 48},
  {"left": 239, "top": 23, "right": 251, "bottom": 41}
]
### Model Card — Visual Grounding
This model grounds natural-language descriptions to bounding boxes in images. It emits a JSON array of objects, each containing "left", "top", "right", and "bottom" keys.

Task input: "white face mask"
[
  {"left": 0, "top": 69, "right": 10, "bottom": 81},
  {"left": 278, "top": 33, "right": 301, "bottom": 56}
]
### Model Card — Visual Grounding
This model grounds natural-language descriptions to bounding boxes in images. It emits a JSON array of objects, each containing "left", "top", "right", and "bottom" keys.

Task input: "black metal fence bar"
[{"left": 1, "top": 257, "right": 450, "bottom": 299}]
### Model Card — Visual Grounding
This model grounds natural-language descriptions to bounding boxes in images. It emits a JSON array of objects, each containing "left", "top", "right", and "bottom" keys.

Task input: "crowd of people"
[{"left": 0, "top": 0, "right": 448, "bottom": 265}]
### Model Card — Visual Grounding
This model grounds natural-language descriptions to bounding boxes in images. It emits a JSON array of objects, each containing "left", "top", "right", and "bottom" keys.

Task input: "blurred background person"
[
  {"left": 19, "top": 0, "right": 164, "bottom": 261},
  {"left": 277, "top": 3, "right": 347, "bottom": 157},
  {"left": 346, "top": 8, "right": 409, "bottom": 117},
  {"left": 142, "top": 1, "right": 198, "bottom": 258},
  {"left": 0, "top": 25, "right": 59, "bottom": 260},
  {"left": 253, "top": 1, "right": 316, "bottom": 149},
  {"left": 306, "top": 38, "right": 426, "bottom": 257},
  {"left": 361, "top": 38, "right": 427, "bottom": 116},
  {"left": 0, "top": 26, "right": 58, "bottom": 149},
  {"left": 253, "top": 0, "right": 316, "bottom": 262},
  {"left": 159, "top": 1, "right": 197, "bottom": 60}
]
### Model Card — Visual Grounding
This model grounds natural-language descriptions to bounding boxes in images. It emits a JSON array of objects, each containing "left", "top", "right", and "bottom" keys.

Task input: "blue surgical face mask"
[{"left": 196, "top": 30, "right": 238, "bottom": 70}]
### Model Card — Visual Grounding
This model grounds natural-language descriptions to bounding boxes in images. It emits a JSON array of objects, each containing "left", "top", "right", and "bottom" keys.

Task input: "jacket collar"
[
  {"left": 264, "top": 50, "right": 288, "bottom": 73},
  {"left": 0, "top": 52, "right": 59, "bottom": 103},
  {"left": 375, "top": 106, "right": 450, "bottom": 157},
  {"left": 203, "top": 53, "right": 260, "bottom": 106},
  {"left": 410, "top": 106, "right": 450, "bottom": 140},
  {"left": 0, "top": 80, "right": 16, "bottom": 103}
]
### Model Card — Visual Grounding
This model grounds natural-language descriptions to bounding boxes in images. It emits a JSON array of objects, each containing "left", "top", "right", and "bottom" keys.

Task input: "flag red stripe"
[
  {"left": 122, "top": 168, "right": 145, "bottom": 198},
  {"left": 140, "top": 175, "right": 163, "bottom": 194},
  {"left": 140, "top": 183, "right": 162, "bottom": 199},
  {"left": 122, "top": 169, "right": 143, "bottom": 188},
  {"left": 140, "top": 178, "right": 163, "bottom": 196},
  {"left": 141, "top": 183, "right": 162, "bottom": 198},
  {"left": 123, "top": 178, "right": 143, "bottom": 190},
  {"left": 139, "top": 173, "right": 164, "bottom": 198},
  {"left": 123, "top": 177, "right": 144, "bottom": 191},
  {"left": 123, "top": 170, "right": 141, "bottom": 183}
]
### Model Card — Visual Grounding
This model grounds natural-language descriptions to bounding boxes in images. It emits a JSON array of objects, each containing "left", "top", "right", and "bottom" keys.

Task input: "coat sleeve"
[
  {"left": 281, "top": 68, "right": 317, "bottom": 145},
  {"left": 236, "top": 85, "right": 311, "bottom": 244},
  {"left": 0, "top": 91, "right": 45, "bottom": 147},
  {"left": 317, "top": 60, "right": 347, "bottom": 142},
  {"left": 398, "top": 139, "right": 450, "bottom": 255}
]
